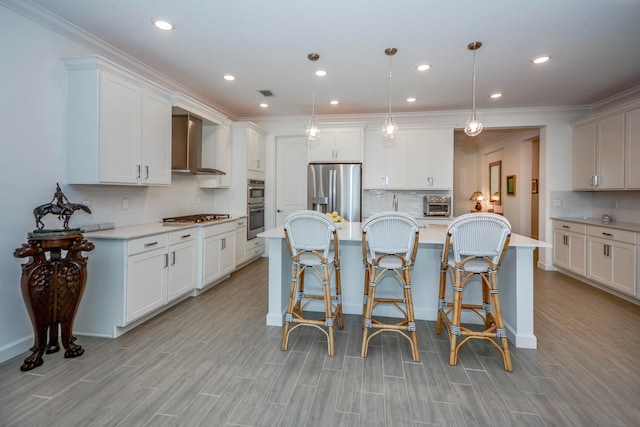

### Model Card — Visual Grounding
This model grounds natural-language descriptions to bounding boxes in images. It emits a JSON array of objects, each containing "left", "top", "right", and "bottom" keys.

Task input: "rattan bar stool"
[
  {"left": 281, "top": 210, "right": 343, "bottom": 356},
  {"left": 436, "top": 213, "right": 513, "bottom": 371},
  {"left": 361, "top": 212, "right": 421, "bottom": 362}
]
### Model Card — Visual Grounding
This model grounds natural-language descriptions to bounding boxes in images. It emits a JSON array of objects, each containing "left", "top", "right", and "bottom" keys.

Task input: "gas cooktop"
[{"left": 162, "top": 214, "right": 230, "bottom": 224}]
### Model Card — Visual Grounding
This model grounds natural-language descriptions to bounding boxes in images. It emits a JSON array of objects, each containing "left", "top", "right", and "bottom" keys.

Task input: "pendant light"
[
  {"left": 383, "top": 47, "right": 398, "bottom": 139},
  {"left": 305, "top": 53, "right": 320, "bottom": 141},
  {"left": 464, "top": 41, "right": 484, "bottom": 137}
]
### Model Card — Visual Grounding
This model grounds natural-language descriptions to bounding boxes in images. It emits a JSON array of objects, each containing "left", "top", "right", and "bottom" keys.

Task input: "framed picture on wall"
[
  {"left": 506, "top": 175, "right": 516, "bottom": 196},
  {"left": 531, "top": 179, "right": 538, "bottom": 194}
]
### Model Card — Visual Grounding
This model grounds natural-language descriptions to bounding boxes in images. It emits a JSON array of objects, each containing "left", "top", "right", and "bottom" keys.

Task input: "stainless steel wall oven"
[{"left": 247, "top": 179, "right": 265, "bottom": 239}]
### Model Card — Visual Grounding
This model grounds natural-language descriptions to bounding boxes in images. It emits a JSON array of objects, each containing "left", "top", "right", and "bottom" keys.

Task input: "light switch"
[{"left": 122, "top": 198, "right": 130, "bottom": 210}]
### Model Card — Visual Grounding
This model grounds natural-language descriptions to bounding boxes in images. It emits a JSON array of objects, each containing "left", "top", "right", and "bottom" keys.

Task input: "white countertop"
[
  {"left": 259, "top": 221, "right": 550, "bottom": 248},
  {"left": 551, "top": 217, "right": 640, "bottom": 233},
  {"left": 83, "top": 216, "right": 243, "bottom": 240}
]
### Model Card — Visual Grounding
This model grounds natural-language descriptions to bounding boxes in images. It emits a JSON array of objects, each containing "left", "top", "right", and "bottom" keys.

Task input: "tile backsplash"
[
  {"left": 550, "top": 191, "right": 640, "bottom": 224},
  {"left": 363, "top": 189, "right": 451, "bottom": 218}
]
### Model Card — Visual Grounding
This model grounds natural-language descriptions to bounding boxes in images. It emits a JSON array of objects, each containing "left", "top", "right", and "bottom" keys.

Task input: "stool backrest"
[
  {"left": 445, "top": 213, "right": 511, "bottom": 266},
  {"left": 284, "top": 210, "right": 337, "bottom": 259},
  {"left": 362, "top": 212, "right": 419, "bottom": 263}
]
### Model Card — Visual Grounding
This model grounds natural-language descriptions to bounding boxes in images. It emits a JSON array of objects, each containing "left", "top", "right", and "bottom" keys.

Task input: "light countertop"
[
  {"left": 83, "top": 216, "right": 243, "bottom": 240},
  {"left": 259, "top": 221, "right": 550, "bottom": 248},
  {"left": 551, "top": 217, "right": 640, "bottom": 233}
]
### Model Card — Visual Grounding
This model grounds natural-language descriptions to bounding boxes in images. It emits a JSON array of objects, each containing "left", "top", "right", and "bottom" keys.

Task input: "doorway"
[{"left": 275, "top": 136, "right": 308, "bottom": 226}]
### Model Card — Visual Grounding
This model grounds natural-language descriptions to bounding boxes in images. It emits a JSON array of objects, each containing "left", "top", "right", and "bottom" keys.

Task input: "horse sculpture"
[{"left": 33, "top": 184, "right": 91, "bottom": 230}]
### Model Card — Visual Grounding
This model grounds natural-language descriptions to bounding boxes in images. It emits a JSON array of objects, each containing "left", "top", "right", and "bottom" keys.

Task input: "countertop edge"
[{"left": 551, "top": 217, "right": 640, "bottom": 233}]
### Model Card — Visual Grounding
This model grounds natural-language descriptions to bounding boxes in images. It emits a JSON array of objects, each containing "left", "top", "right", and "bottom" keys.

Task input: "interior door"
[{"left": 276, "top": 136, "right": 308, "bottom": 226}]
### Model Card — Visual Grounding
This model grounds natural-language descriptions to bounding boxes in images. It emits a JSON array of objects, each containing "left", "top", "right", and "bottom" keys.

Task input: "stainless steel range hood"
[{"left": 172, "top": 114, "right": 226, "bottom": 175}]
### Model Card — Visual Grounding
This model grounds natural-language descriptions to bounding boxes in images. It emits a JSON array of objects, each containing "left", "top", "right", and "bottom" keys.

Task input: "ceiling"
[{"left": 20, "top": 0, "right": 640, "bottom": 120}]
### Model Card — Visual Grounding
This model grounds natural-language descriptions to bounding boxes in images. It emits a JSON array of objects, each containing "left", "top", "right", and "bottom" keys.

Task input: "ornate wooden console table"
[{"left": 14, "top": 231, "right": 94, "bottom": 371}]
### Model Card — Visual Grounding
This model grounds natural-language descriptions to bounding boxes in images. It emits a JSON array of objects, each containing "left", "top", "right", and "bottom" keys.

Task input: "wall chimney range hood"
[{"left": 171, "top": 114, "right": 226, "bottom": 175}]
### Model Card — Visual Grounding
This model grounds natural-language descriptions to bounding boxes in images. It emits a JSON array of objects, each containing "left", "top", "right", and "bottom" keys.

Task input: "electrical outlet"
[
  {"left": 552, "top": 199, "right": 562, "bottom": 207},
  {"left": 611, "top": 199, "right": 619, "bottom": 209},
  {"left": 122, "top": 198, "right": 129, "bottom": 210}
]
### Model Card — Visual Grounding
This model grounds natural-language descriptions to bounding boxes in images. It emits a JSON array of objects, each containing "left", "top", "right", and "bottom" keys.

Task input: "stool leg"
[
  {"left": 322, "top": 263, "right": 335, "bottom": 357},
  {"left": 403, "top": 268, "right": 420, "bottom": 362},
  {"left": 334, "top": 261, "right": 343, "bottom": 329},
  {"left": 281, "top": 262, "right": 300, "bottom": 351},
  {"left": 436, "top": 264, "right": 447, "bottom": 335},
  {"left": 361, "top": 265, "right": 376, "bottom": 358},
  {"left": 361, "top": 265, "right": 369, "bottom": 329},
  {"left": 489, "top": 272, "right": 512, "bottom": 371},
  {"left": 482, "top": 274, "right": 495, "bottom": 330},
  {"left": 449, "top": 268, "right": 463, "bottom": 366}
]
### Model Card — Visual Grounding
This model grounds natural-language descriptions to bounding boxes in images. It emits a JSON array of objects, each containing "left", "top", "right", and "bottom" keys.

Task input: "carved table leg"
[{"left": 46, "top": 323, "right": 60, "bottom": 354}]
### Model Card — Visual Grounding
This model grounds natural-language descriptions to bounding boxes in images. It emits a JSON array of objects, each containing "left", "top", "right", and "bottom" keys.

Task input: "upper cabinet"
[
  {"left": 308, "top": 125, "right": 365, "bottom": 162},
  {"left": 625, "top": 108, "right": 640, "bottom": 189},
  {"left": 247, "top": 126, "right": 267, "bottom": 173},
  {"left": 64, "top": 55, "right": 171, "bottom": 185},
  {"left": 364, "top": 126, "right": 453, "bottom": 190},
  {"left": 572, "top": 104, "right": 640, "bottom": 191},
  {"left": 231, "top": 121, "right": 269, "bottom": 177}
]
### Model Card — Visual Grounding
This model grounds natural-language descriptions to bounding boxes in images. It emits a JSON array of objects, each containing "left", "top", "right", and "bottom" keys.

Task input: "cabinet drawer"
[
  {"left": 587, "top": 226, "right": 637, "bottom": 244},
  {"left": 168, "top": 228, "right": 196, "bottom": 244},
  {"left": 203, "top": 221, "right": 236, "bottom": 238},
  {"left": 553, "top": 220, "right": 586, "bottom": 234},
  {"left": 128, "top": 234, "right": 168, "bottom": 255},
  {"left": 236, "top": 219, "right": 247, "bottom": 230},
  {"left": 246, "top": 237, "right": 264, "bottom": 251}
]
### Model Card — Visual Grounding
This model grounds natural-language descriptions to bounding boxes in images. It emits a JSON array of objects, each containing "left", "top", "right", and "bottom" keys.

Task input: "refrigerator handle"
[{"left": 328, "top": 169, "right": 334, "bottom": 213}]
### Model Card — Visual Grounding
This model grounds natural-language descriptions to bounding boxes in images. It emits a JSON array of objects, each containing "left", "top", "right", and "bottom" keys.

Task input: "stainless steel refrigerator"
[{"left": 308, "top": 163, "right": 362, "bottom": 222}]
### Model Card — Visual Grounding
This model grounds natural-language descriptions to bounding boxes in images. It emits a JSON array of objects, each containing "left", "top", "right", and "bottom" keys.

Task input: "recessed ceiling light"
[
  {"left": 314, "top": 70, "right": 327, "bottom": 77},
  {"left": 223, "top": 74, "right": 236, "bottom": 81},
  {"left": 416, "top": 64, "right": 431, "bottom": 71},
  {"left": 490, "top": 93, "right": 502, "bottom": 99},
  {"left": 406, "top": 97, "right": 417, "bottom": 103},
  {"left": 330, "top": 100, "right": 339, "bottom": 105},
  {"left": 259, "top": 103, "right": 269, "bottom": 108},
  {"left": 152, "top": 19, "right": 174, "bottom": 31},
  {"left": 531, "top": 55, "right": 551, "bottom": 64}
]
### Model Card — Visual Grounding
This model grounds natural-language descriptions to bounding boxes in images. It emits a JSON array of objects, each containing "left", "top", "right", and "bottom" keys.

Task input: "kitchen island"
[{"left": 259, "top": 221, "right": 550, "bottom": 349}]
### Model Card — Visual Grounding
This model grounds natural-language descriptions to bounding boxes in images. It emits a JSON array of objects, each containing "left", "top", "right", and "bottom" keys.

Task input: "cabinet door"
[
  {"left": 235, "top": 226, "right": 247, "bottom": 266},
  {"left": 334, "top": 128, "right": 364, "bottom": 161},
  {"left": 308, "top": 131, "right": 336, "bottom": 162},
  {"left": 126, "top": 247, "right": 167, "bottom": 322},
  {"left": 568, "top": 233, "right": 586, "bottom": 276},
  {"left": 141, "top": 89, "right": 171, "bottom": 185},
  {"left": 587, "top": 237, "right": 611, "bottom": 285},
  {"left": 202, "top": 235, "right": 222, "bottom": 286},
  {"left": 553, "top": 230, "right": 570, "bottom": 270},
  {"left": 426, "top": 128, "right": 454, "bottom": 189},
  {"left": 220, "top": 232, "right": 236, "bottom": 275},
  {"left": 572, "top": 122, "right": 597, "bottom": 190},
  {"left": 168, "top": 240, "right": 197, "bottom": 301},
  {"left": 248, "top": 129, "right": 266, "bottom": 172},
  {"left": 625, "top": 108, "right": 640, "bottom": 189},
  {"left": 597, "top": 114, "right": 625, "bottom": 190},
  {"left": 217, "top": 123, "right": 232, "bottom": 187},
  {"left": 610, "top": 241, "right": 636, "bottom": 296},
  {"left": 99, "top": 72, "right": 141, "bottom": 183},
  {"left": 363, "top": 131, "right": 386, "bottom": 189}
]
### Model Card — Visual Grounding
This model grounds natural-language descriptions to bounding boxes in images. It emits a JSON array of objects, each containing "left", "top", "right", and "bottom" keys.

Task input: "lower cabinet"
[
  {"left": 552, "top": 221, "right": 586, "bottom": 275},
  {"left": 235, "top": 218, "right": 248, "bottom": 267},
  {"left": 586, "top": 226, "right": 637, "bottom": 296},
  {"left": 126, "top": 243, "right": 168, "bottom": 323},
  {"left": 200, "top": 221, "right": 236, "bottom": 288},
  {"left": 167, "top": 230, "right": 198, "bottom": 301},
  {"left": 246, "top": 237, "right": 265, "bottom": 261}
]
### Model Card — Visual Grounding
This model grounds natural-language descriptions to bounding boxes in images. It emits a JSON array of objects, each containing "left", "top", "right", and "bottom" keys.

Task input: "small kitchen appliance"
[{"left": 423, "top": 196, "right": 451, "bottom": 217}]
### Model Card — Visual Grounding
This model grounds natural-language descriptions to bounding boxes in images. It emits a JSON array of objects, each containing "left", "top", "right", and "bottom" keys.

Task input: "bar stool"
[
  {"left": 436, "top": 213, "right": 513, "bottom": 371},
  {"left": 281, "top": 210, "right": 343, "bottom": 356},
  {"left": 361, "top": 212, "right": 421, "bottom": 362}
]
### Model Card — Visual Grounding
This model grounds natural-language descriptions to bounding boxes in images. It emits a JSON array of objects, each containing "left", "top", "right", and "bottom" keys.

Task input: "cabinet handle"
[
  {"left": 172, "top": 251, "right": 176, "bottom": 265},
  {"left": 562, "top": 225, "right": 570, "bottom": 229},
  {"left": 164, "top": 253, "right": 169, "bottom": 267},
  {"left": 144, "top": 241, "right": 158, "bottom": 247},
  {"left": 181, "top": 234, "right": 191, "bottom": 239},
  {"left": 604, "top": 244, "right": 610, "bottom": 257},
  {"left": 601, "top": 232, "right": 613, "bottom": 237},
  {"left": 563, "top": 235, "right": 568, "bottom": 245},
  {"left": 221, "top": 237, "right": 226, "bottom": 250},
  {"left": 136, "top": 165, "right": 141, "bottom": 179},
  {"left": 145, "top": 165, "right": 149, "bottom": 179}
]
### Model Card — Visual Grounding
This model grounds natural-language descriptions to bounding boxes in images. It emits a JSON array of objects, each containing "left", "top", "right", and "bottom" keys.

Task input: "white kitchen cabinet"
[
  {"left": 552, "top": 220, "right": 586, "bottom": 276},
  {"left": 247, "top": 126, "right": 267, "bottom": 172},
  {"left": 625, "top": 108, "right": 640, "bottom": 189},
  {"left": 126, "top": 240, "right": 168, "bottom": 323},
  {"left": 235, "top": 218, "right": 248, "bottom": 267},
  {"left": 246, "top": 237, "right": 265, "bottom": 261},
  {"left": 572, "top": 114, "right": 625, "bottom": 190},
  {"left": 308, "top": 126, "right": 365, "bottom": 162},
  {"left": 64, "top": 55, "right": 171, "bottom": 186},
  {"left": 363, "top": 127, "right": 453, "bottom": 190},
  {"left": 198, "top": 121, "right": 233, "bottom": 188},
  {"left": 586, "top": 226, "right": 637, "bottom": 296},
  {"left": 167, "top": 230, "right": 197, "bottom": 301},
  {"left": 200, "top": 221, "right": 236, "bottom": 288}
]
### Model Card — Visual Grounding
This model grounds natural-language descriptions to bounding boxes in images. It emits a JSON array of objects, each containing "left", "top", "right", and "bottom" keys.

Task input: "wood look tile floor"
[{"left": 1, "top": 258, "right": 639, "bottom": 426}]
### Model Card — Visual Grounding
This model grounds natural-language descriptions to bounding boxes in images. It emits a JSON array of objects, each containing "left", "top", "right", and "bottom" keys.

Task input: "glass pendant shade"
[
  {"left": 383, "top": 115, "right": 398, "bottom": 139},
  {"left": 464, "top": 112, "right": 483, "bottom": 137},
  {"left": 306, "top": 117, "right": 319, "bottom": 141}
]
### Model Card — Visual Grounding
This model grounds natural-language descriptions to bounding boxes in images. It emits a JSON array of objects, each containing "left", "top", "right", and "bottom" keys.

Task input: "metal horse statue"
[{"left": 33, "top": 184, "right": 91, "bottom": 230}]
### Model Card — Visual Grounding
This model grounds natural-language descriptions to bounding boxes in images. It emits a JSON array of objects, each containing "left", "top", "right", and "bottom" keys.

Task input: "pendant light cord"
[
  {"left": 471, "top": 46, "right": 477, "bottom": 113},
  {"left": 388, "top": 54, "right": 393, "bottom": 115}
]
